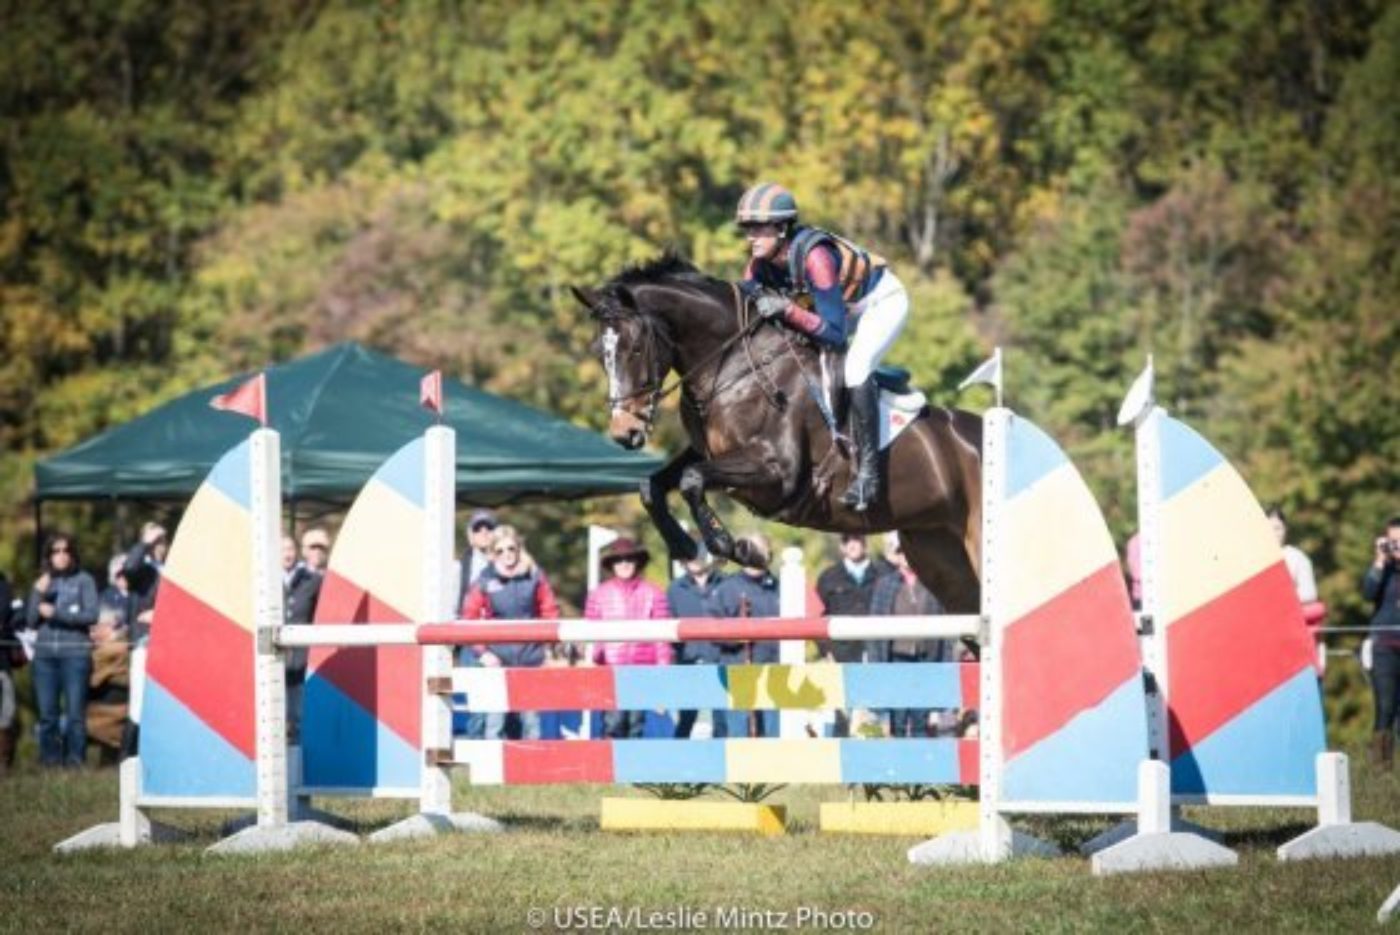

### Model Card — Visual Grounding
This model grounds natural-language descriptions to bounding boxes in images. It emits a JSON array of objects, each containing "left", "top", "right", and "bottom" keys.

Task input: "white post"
[
  {"left": 587, "top": 525, "right": 619, "bottom": 593},
  {"left": 977, "top": 407, "right": 1010, "bottom": 862},
  {"left": 421, "top": 425, "right": 456, "bottom": 815},
  {"left": 778, "top": 547, "right": 807, "bottom": 740},
  {"left": 1135, "top": 408, "right": 1170, "bottom": 766},
  {"left": 1138, "top": 761, "right": 1172, "bottom": 835},
  {"left": 251, "top": 428, "right": 289, "bottom": 830},
  {"left": 1315, "top": 752, "right": 1350, "bottom": 827},
  {"left": 117, "top": 756, "right": 146, "bottom": 846}
]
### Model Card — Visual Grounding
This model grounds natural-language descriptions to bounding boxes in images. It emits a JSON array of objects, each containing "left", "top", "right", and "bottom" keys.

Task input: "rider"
[{"left": 735, "top": 182, "right": 908, "bottom": 511}]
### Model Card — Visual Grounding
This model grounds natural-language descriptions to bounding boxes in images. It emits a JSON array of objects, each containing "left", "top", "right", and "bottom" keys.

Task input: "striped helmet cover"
[{"left": 736, "top": 182, "right": 799, "bottom": 224}]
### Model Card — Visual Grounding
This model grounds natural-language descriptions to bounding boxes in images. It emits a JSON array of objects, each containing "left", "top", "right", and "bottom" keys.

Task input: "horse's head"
[{"left": 572, "top": 283, "right": 675, "bottom": 449}]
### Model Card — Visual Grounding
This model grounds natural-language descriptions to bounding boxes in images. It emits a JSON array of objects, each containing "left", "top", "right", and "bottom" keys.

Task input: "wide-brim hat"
[{"left": 601, "top": 537, "right": 650, "bottom": 566}]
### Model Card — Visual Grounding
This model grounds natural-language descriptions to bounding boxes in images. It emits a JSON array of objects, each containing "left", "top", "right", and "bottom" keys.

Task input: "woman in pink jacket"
[{"left": 586, "top": 537, "right": 672, "bottom": 738}]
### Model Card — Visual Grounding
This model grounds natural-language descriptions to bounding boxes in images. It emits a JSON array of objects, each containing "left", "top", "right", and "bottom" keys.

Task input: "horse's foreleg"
[
  {"left": 678, "top": 455, "right": 780, "bottom": 567},
  {"left": 641, "top": 448, "right": 702, "bottom": 561}
]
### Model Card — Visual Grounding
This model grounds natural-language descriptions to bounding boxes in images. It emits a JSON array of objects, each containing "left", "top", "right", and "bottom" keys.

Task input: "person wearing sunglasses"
[
  {"left": 460, "top": 525, "right": 560, "bottom": 741},
  {"left": 25, "top": 533, "right": 99, "bottom": 767}
]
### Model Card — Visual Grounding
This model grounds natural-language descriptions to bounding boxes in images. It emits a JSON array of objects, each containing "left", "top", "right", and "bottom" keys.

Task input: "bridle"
[{"left": 601, "top": 283, "right": 775, "bottom": 435}]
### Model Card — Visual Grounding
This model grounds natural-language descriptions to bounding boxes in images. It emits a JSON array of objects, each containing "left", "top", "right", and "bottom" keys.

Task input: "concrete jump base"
[
  {"left": 908, "top": 828, "right": 1060, "bottom": 865},
  {"left": 1277, "top": 822, "right": 1400, "bottom": 862},
  {"left": 206, "top": 820, "right": 360, "bottom": 855},
  {"left": 1080, "top": 815, "right": 1222, "bottom": 855},
  {"left": 1090, "top": 831, "right": 1238, "bottom": 876},
  {"left": 367, "top": 811, "right": 504, "bottom": 844},
  {"left": 54, "top": 817, "right": 187, "bottom": 853}
]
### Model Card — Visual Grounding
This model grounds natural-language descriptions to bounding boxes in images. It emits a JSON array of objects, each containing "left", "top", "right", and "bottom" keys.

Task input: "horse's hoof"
[
  {"left": 733, "top": 540, "right": 764, "bottom": 569},
  {"left": 707, "top": 533, "right": 735, "bottom": 559}
]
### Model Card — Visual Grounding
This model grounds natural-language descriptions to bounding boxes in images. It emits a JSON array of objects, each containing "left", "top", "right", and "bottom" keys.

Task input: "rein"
[{"left": 607, "top": 284, "right": 773, "bottom": 424}]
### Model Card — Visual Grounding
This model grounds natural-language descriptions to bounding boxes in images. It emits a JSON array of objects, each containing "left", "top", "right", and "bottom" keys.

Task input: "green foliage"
[{"left": 1, "top": 0, "right": 1396, "bottom": 752}]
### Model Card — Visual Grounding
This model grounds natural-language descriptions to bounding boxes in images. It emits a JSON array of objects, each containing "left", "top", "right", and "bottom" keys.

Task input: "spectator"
[
  {"left": 586, "top": 537, "right": 672, "bottom": 739},
  {"left": 25, "top": 533, "right": 99, "bottom": 768},
  {"left": 123, "top": 521, "right": 167, "bottom": 643},
  {"left": 285, "top": 527, "right": 330, "bottom": 741},
  {"left": 869, "top": 532, "right": 951, "bottom": 738},
  {"left": 460, "top": 525, "right": 561, "bottom": 740},
  {"left": 0, "top": 570, "right": 19, "bottom": 774},
  {"left": 712, "top": 533, "right": 780, "bottom": 738},
  {"left": 815, "top": 533, "right": 891, "bottom": 736},
  {"left": 1267, "top": 507, "right": 1319, "bottom": 603},
  {"left": 280, "top": 535, "right": 299, "bottom": 587},
  {"left": 86, "top": 609, "right": 129, "bottom": 767},
  {"left": 459, "top": 509, "right": 498, "bottom": 605},
  {"left": 1363, "top": 516, "right": 1400, "bottom": 769},
  {"left": 98, "top": 554, "right": 131, "bottom": 632},
  {"left": 666, "top": 543, "right": 725, "bottom": 739},
  {"left": 454, "top": 509, "right": 500, "bottom": 740},
  {"left": 121, "top": 521, "right": 166, "bottom": 758}
]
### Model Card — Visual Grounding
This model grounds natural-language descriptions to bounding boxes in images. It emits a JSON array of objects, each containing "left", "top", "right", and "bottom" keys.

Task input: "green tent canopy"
[{"left": 35, "top": 342, "right": 661, "bottom": 503}]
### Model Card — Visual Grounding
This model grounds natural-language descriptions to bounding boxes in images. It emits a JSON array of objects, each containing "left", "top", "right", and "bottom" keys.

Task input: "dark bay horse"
[{"left": 572, "top": 255, "right": 983, "bottom": 613}]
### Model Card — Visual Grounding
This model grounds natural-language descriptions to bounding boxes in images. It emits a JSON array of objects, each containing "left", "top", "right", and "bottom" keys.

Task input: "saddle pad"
[{"left": 879, "top": 389, "right": 927, "bottom": 450}]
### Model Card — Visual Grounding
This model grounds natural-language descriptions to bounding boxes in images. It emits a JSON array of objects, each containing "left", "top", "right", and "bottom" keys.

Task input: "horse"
[{"left": 571, "top": 254, "right": 984, "bottom": 613}]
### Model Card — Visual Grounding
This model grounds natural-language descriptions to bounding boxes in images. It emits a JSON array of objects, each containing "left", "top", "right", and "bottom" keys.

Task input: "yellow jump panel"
[{"left": 600, "top": 799, "right": 787, "bottom": 836}]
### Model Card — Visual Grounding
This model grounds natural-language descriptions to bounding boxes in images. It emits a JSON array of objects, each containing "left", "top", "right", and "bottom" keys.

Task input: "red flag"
[
  {"left": 420, "top": 370, "right": 443, "bottom": 416},
  {"left": 210, "top": 373, "right": 267, "bottom": 426}
]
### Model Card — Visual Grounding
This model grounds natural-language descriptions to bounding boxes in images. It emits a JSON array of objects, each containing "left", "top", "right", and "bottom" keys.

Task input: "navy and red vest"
[{"left": 785, "top": 226, "right": 885, "bottom": 302}]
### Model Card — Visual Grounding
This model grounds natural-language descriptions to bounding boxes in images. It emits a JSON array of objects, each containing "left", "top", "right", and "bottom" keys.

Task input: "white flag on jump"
[
  {"left": 959, "top": 347, "right": 1003, "bottom": 404},
  {"left": 1116, "top": 356, "right": 1156, "bottom": 427}
]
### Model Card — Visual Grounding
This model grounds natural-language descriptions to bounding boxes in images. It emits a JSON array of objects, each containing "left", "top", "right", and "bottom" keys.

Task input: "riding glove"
[{"left": 755, "top": 293, "right": 788, "bottom": 320}]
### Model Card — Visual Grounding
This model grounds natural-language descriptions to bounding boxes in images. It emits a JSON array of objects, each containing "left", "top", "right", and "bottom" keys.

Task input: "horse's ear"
[{"left": 570, "top": 285, "right": 600, "bottom": 310}]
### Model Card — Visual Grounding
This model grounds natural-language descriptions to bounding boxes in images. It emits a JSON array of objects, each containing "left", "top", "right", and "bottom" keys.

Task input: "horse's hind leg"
[{"left": 900, "top": 529, "right": 980, "bottom": 615}]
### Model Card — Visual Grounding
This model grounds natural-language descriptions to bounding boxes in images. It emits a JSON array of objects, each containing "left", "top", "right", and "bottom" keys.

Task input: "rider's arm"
[{"left": 780, "top": 245, "right": 846, "bottom": 347}]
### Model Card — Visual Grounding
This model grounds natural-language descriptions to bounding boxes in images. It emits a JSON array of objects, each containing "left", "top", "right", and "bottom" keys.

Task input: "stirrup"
[{"left": 841, "top": 470, "right": 879, "bottom": 512}]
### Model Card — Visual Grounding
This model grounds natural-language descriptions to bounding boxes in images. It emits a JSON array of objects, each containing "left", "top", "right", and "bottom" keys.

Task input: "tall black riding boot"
[{"left": 840, "top": 379, "right": 881, "bottom": 512}]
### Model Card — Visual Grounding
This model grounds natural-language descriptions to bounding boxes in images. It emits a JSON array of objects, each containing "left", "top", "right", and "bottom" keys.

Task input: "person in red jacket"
[{"left": 460, "top": 525, "right": 560, "bottom": 740}]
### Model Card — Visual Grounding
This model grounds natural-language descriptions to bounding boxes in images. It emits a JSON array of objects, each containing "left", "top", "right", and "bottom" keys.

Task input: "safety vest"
[{"left": 786, "top": 226, "right": 886, "bottom": 303}]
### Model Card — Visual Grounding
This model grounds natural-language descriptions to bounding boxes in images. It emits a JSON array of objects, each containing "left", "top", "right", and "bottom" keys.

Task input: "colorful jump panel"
[
  {"left": 302, "top": 438, "right": 426, "bottom": 795},
  {"left": 141, "top": 440, "right": 256, "bottom": 801},
  {"left": 455, "top": 739, "right": 979, "bottom": 786},
  {"left": 996, "top": 413, "right": 1148, "bottom": 807},
  {"left": 1147, "top": 412, "right": 1324, "bottom": 799},
  {"left": 452, "top": 663, "right": 978, "bottom": 713}
]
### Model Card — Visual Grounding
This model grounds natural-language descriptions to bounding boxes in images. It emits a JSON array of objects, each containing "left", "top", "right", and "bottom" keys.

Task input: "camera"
[{"left": 1383, "top": 540, "right": 1400, "bottom": 556}]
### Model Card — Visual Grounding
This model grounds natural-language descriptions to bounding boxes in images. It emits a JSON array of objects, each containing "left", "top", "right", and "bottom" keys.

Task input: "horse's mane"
[{"left": 605, "top": 251, "right": 724, "bottom": 292}]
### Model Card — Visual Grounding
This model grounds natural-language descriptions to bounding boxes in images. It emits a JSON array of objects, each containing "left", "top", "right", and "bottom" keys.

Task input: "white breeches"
[{"left": 844, "top": 271, "right": 908, "bottom": 386}]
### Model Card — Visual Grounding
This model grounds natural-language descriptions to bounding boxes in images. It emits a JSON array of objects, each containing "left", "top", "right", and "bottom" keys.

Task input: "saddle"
[{"left": 814, "top": 353, "right": 927, "bottom": 452}]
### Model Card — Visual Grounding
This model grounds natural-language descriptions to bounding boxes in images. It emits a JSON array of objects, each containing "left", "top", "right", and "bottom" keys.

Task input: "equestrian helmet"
[{"left": 736, "top": 183, "right": 799, "bottom": 225}]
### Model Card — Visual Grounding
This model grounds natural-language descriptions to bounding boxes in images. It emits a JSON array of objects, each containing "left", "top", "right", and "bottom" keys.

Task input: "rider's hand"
[{"left": 755, "top": 293, "right": 788, "bottom": 320}]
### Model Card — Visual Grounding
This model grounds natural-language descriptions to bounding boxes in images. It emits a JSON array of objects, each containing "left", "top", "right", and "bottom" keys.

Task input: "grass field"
[{"left": 2, "top": 751, "right": 1399, "bottom": 933}]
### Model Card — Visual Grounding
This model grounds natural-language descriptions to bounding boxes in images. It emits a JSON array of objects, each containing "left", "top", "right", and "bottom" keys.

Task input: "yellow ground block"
[
  {"left": 599, "top": 799, "right": 787, "bottom": 836},
  {"left": 819, "top": 800, "right": 979, "bottom": 836}
]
